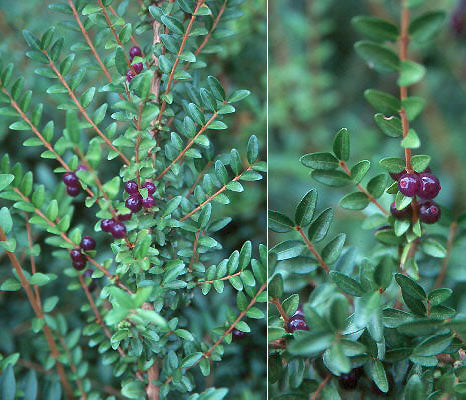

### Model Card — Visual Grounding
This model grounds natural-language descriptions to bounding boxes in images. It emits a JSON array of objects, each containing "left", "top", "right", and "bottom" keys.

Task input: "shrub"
[
  {"left": 0, "top": 1, "right": 266, "bottom": 399},
  {"left": 269, "top": 1, "right": 466, "bottom": 399}
]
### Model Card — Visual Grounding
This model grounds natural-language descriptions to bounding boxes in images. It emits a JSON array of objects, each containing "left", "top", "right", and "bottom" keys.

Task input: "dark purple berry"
[
  {"left": 142, "top": 195, "right": 155, "bottom": 208},
  {"left": 142, "top": 181, "right": 156, "bottom": 195},
  {"left": 232, "top": 328, "right": 247, "bottom": 339},
  {"left": 293, "top": 304, "right": 304, "bottom": 318},
  {"left": 390, "top": 201, "right": 412, "bottom": 220},
  {"left": 286, "top": 315, "right": 309, "bottom": 333},
  {"left": 76, "top": 164, "right": 88, "bottom": 172},
  {"left": 88, "top": 280, "right": 97, "bottom": 291},
  {"left": 129, "top": 46, "right": 142, "bottom": 60},
  {"left": 73, "top": 259, "right": 87, "bottom": 271},
  {"left": 118, "top": 213, "right": 132, "bottom": 221},
  {"left": 111, "top": 222, "right": 127, "bottom": 239},
  {"left": 80, "top": 235, "right": 96, "bottom": 251},
  {"left": 338, "top": 368, "right": 363, "bottom": 390},
  {"left": 101, "top": 218, "right": 116, "bottom": 233},
  {"left": 66, "top": 185, "right": 81, "bottom": 197},
  {"left": 126, "top": 70, "right": 135, "bottom": 82},
  {"left": 83, "top": 269, "right": 93, "bottom": 279},
  {"left": 126, "top": 194, "right": 143, "bottom": 213},
  {"left": 63, "top": 172, "right": 79, "bottom": 186},
  {"left": 419, "top": 201, "right": 441, "bottom": 224},
  {"left": 70, "top": 248, "right": 84, "bottom": 262},
  {"left": 418, "top": 173, "right": 441, "bottom": 199},
  {"left": 451, "top": 1, "right": 466, "bottom": 35},
  {"left": 132, "top": 62, "right": 143, "bottom": 74},
  {"left": 398, "top": 173, "right": 420, "bottom": 197},
  {"left": 125, "top": 180, "right": 139, "bottom": 194}
]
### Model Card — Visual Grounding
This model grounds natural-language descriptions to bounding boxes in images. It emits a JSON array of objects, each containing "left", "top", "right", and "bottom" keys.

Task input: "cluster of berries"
[
  {"left": 69, "top": 235, "right": 96, "bottom": 270},
  {"left": 126, "top": 46, "right": 144, "bottom": 82},
  {"left": 100, "top": 180, "right": 156, "bottom": 239},
  {"left": 390, "top": 168, "right": 442, "bottom": 224},
  {"left": 286, "top": 305, "right": 309, "bottom": 333},
  {"left": 63, "top": 164, "right": 86, "bottom": 197}
]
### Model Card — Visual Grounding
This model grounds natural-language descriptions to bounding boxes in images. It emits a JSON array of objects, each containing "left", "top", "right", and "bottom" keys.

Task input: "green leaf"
[
  {"left": 163, "top": 196, "right": 182, "bottom": 216},
  {"left": 23, "top": 370, "right": 38, "bottom": 400},
  {"left": 402, "top": 97, "right": 425, "bottom": 121},
  {"left": 295, "top": 189, "right": 317, "bottom": 227},
  {"left": 322, "top": 233, "right": 346, "bottom": 264},
  {"left": 409, "top": 11, "right": 446, "bottom": 42},
  {"left": 428, "top": 288, "right": 452, "bottom": 306},
  {"left": 269, "top": 210, "right": 294, "bottom": 233},
  {"left": 23, "top": 30, "right": 41, "bottom": 50},
  {"left": 374, "top": 114, "right": 403, "bottom": 138},
  {"left": 401, "top": 128, "right": 420, "bottom": 149},
  {"left": 395, "top": 273, "right": 426, "bottom": 300},
  {"left": 330, "top": 271, "right": 365, "bottom": 297},
  {"left": 181, "top": 352, "right": 203, "bottom": 368},
  {"left": 352, "top": 16, "right": 399, "bottom": 42},
  {"left": 288, "top": 331, "right": 334, "bottom": 356},
  {"left": 379, "top": 157, "right": 405, "bottom": 173},
  {"left": 405, "top": 374, "right": 424, "bottom": 400},
  {"left": 364, "top": 89, "right": 401, "bottom": 114},
  {"left": 308, "top": 208, "right": 333, "bottom": 242},
  {"left": 268, "top": 274, "right": 283, "bottom": 298},
  {"left": 2, "top": 364, "right": 15, "bottom": 400},
  {"left": 350, "top": 160, "right": 371, "bottom": 184},
  {"left": 121, "top": 381, "right": 145, "bottom": 399},
  {"left": 422, "top": 238, "right": 447, "bottom": 258},
  {"left": 115, "top": 47, "right": 128, "bottom": 76},
  {"left": 30, "top": 273, "right": 56, "bottom": 286},
  {"left": 398, "top": 60, "right": 425, "bottom": 87},
  {"left": 329, "top": 294, "right": 349, "bottom": 331},
  {"left": 66, "top": 110, "right": 80, "bottom": 144},
  {"left": 339, "top": 192, "right": 369, "bottom": 210},
  {"left": 413, "top": 334, "right": 453, "bottom": 357},
  {"left": 367, "top": 174, "right": 387, "bottom": 198},
  {"left": 0, "top": 207, "right": 13, "bottom": 234},
  {"left": 246, "top": 135, "right": 259, "bottom": 164},
  {"left": 43, "top": 296, "right": 59, "bottom": 313},
  {"left": 311, "top": 170, "right": 351, "bottom": 187},
  {"left": 333, "top": 128, "right": 350, "bottom": 161},
  {"left": 411, "top": 155, "right": 431, "bottom": 172},
  {"left": 354, "top": 41, "right": 400, "bottom": 73},
  {"left": 207, "top": 76, "right": 225, "bottom": 100},
  {"left": 300, "top": 152, "right": 339, "bottom": 170},
  {"left": 161, "top": 15, "right": 184, "bottom": 35},
  {"left": 369, "top": 360, "right": 388, "bottom": 393},
  {"left": 228, "top": 89, "right": 250, "bottom": 103},
  {"left": 1, "top": 278, "right": 21, "bottom": 291}
]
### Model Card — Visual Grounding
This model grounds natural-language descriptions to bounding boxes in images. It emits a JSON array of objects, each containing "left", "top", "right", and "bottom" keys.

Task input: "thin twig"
[{"left": 295, "top": 226, "right": 329, "bottom": 273}]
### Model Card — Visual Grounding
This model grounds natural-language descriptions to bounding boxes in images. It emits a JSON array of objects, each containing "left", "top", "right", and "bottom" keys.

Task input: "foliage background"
[
  {"left": 0, "top": 0, "right": 267, "bottom": 398},
  {"left": 269, "top": 0, "right": 466, "bottom": 285}
]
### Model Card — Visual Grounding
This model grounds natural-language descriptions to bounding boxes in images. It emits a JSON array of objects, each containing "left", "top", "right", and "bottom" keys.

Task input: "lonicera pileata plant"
[
  {"left": 268, "top": 1, "right": 466, "bottom": 399},
  {"left": 0, "top": 0, "right": 266, "bottom": 399}
]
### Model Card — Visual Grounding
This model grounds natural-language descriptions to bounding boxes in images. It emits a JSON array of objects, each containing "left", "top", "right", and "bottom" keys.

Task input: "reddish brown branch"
[
  {"left": 310, "top": 374, "right": 332, "bottom": 400},
  {"left": 270, "top": 297, "right": 289, "bottom": 324},
  {"left": 295, "top": 226, "right": 329, "bottom": 273},
  {"left": 194, "top": 1, "right": 227, "bottom": 57}
]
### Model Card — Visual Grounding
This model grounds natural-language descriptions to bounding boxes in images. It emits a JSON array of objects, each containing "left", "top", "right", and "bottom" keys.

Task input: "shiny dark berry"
[
  {"left": 111, "top": 222, "right": 127, "bottom": 239},
  {"left": 80, "top": 236, "right": 96, "bottom": 251},
  {"left": 101, "top": 218, "right": 115, "bottom": 233},
  {"left": 76, "top": 164, "right": 88, "bottom": 172},
  {"left": 70, "top": 248, "right": 84, "bottom": 262},
  {"left": 118, "top": 213, "right": 132, "bottom": 221},
  {"left": 418, "top": 173, "right": 441, "bottom": 199},
  {"left": 143, "top": 181, "right": 156, "bottom": 194},
  {"left": 398, "top": 173, "right": 420, "bottom": 197},
  {"left": 338, "top": 368, "right": 363, "bottom": 390},
  {"left": 132, "top": 62, "right": 143, "bottom": 74},
  {"left": 293, "top": 304, "right": 304, "bottom": 318},
  {"left": 126, "top": 70, "right": 135, "bottom": 82},
  {"left": 232, "top": 328, "right": 247, "bottom": 339},
  {"left": 286, "top": 315, "right": 309, "bottom": 332},
  {"left": 72, "top": 259, "right": 87, "bottom": 271},
  {"left": 66, "top": 185, "right": 81, "bottom": 197},
  {"left": 126, "top": 194, "right": 143, "bottom": 213},
  {"left": 452, "top": 1, "right": 466, "bottom": 35},
  {"left": 390, "top": 201, "right": 412, "bottom": 220},
  {"left": 125, "top": 180, "right": 139, "bottom": 194},
  {"left": 419, "top": 201, "right": 441, "bottom": 224},
  {"left": 88, "top": 280, "right": 97, "bottom": 291},
  {"left": 142, "top": 195, "right": 155, "bottom": 208},
  {"left": 63, "top": 172, "right": 79, "bottom": 186},
  {"left": 129, "top": 46, "right": 142, "bottom": 59}
]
